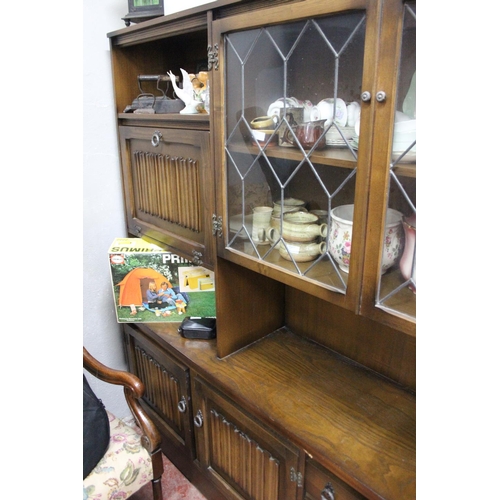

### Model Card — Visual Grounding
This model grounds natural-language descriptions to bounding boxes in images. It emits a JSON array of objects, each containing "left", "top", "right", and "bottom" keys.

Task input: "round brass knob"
[{"left": 151, "top": 131, "right": 163, "bottom": 147}]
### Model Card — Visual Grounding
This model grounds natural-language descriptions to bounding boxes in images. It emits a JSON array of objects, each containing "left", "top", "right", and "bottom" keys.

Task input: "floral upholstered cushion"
[{"left": 83, "top": 412, "right": 153, "bottom": 500}]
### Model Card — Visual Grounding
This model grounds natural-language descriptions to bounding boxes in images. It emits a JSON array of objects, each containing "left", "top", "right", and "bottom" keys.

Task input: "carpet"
[{"left": 128, "top": 453, "right": 207, "bottom": 500}]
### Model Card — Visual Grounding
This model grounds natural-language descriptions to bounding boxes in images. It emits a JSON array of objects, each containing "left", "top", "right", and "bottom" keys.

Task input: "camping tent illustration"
[{"left": 116, "top": 268, "right": 172, "bottom": 306}]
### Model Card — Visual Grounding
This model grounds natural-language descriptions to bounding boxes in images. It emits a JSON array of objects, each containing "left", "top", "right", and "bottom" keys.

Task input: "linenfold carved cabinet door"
[
  {"left": 192, "top": 376, "right": 301, "bottom": 500},
  {"left": 123, "top": 324, "right": 196, "bottom": 460},
  {"left": 118, "top": 125, "right": 215, "bottom": 268}
]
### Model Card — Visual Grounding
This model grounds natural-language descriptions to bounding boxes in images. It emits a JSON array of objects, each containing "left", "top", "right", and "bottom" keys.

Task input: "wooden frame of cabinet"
[
  {"left": 108, "top": 1, "right": 416, "bottom": 498},
  {"left": 359, "top": 0, "right": 416, "bottom": 335},
  {"left": 211, "top": 0, "right": 416, "bottom": 356}
]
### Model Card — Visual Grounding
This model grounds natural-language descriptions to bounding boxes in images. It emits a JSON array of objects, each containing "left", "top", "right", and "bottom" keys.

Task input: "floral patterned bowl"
[{"left": 329, "top": 204, "right": 403, "bottom": 274}]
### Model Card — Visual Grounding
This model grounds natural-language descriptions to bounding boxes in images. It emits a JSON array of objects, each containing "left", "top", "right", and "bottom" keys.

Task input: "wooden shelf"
[
  {"left": 392, "top": 162, "right": 416, "bottom": 178},
  {"left": 117, "top": 112, "right": 210, "bottom": 130},
  {"left": 227, "top": 140, "right": 358, "bottom": 169},
  {"left": 224, "top": 240, "right": 349, "bottom": 295},
  {"left": 228, "top": 141, "right": 417, "bottom": 176}
]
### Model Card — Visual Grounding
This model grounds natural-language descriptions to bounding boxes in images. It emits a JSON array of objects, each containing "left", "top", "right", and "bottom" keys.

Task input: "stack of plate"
[{"left": 325, "top": 126, "right": 355, "bottom": 147}]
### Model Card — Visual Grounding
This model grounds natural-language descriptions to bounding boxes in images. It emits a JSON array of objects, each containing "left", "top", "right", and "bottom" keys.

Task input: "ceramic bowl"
[
  {"left": 309, "top": 209, "right": 329, "bottom": 225},
  {"left": 328, "top": 204, "right": 403, "bottom": 273},
  {"left": 272, "top": 198, "right": 307, "bottom": 217},
  {"left": 277, "top": 240, "right": 327, "bottom": 262},
  {"left": 269, "top": 212, "right": 327, "bottom": 242}
]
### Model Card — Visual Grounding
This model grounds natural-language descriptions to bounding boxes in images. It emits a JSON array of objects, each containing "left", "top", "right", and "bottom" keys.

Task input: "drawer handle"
[
  {"left": 194, "top": 409, "right": 204, "bottom": 428},
  {"left": 151, "top": 131, "right": 163, "bottom": 147},
  {"left": 321, "top": 483, "right": 335, "bottom": 500},
  {"left": 177, "top": 396, "right": 187, "bottom": 413}
]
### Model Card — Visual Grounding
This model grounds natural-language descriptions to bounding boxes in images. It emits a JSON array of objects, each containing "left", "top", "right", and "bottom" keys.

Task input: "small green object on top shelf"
[{"left": 122, "top": 0, "right": 164, "bottom": 26}]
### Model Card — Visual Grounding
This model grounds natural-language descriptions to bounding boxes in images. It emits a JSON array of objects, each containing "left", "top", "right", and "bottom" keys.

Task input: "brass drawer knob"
[
  {"left": 177, "top": 396, "right": 187, "bottom": 413},
  {"left": 321, "top": 483, "right": 335, "bottom": 500},
  {"left": 194, "top": 409, "right": 204, "bottom": 428},
  {"left": 151, "top": 131, "right": 163, "bottom": 147}
]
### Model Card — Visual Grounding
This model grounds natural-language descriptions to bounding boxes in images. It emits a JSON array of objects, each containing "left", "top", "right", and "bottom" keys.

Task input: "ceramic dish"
[{"left": 326, "top": 126, "right": 355, "bottom": 147}]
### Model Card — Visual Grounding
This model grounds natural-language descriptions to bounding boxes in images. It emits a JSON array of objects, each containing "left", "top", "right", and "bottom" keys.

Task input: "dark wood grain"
[
  {"left": 130, "top": 323, "right": 415, "bottom": 499},
  {"left": 286, "top": 287, "right": 416, "bottom": 391}
]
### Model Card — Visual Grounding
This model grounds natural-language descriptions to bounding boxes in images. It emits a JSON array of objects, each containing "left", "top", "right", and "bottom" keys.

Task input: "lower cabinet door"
[
  {"left": 304, "top": 459, "right": 366, "bottom": 500},
  {"left": 192, "top": 376, "right": 301, "bottom": 500},
  {"left": 123, "top": 325, "right": 196, "bottom": 460}
]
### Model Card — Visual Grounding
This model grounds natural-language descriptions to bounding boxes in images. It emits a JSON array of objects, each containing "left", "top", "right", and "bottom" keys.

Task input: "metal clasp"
[
  {"left": 192, "top": 250, "right": 203, "bottom": 266},
  {"left": 290, "top": 467, "right": 303, "bottom": 488},
  {"left": 208, "top": 44, "right": 219, "bottom": 71},
  {"left": 212, "top": 214, "right": 223, "bottom": 237}
]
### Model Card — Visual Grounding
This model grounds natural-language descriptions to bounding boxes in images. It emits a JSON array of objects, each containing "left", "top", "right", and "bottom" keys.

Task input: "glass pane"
[
  {"left": 224, "top": 11, "right": 366, "bottom": 294},
  {"left": 376, "top": 2, "right": 416, "bottom": 320}
]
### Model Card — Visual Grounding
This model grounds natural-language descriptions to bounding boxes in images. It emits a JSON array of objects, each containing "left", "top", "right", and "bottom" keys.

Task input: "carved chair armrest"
[{"left": 83, "top": 347, "right": 161, "bottom": 454}]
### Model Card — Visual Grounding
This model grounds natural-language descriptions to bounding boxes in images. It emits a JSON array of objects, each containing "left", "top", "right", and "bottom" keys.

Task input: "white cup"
[
  {"left": 252, "top": 206, "right": 273, "bottom": 244},
  {"left": 317, "top": 98, "right": 348, "bottom": 127}
]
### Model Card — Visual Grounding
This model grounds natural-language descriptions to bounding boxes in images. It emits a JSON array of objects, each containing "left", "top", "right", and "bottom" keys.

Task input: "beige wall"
[{"left": 83, "top": 0, "right": 211, "bottom": 418}]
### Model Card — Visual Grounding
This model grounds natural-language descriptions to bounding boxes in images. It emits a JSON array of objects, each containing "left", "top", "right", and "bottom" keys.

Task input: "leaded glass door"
[
  {"left": 215, "top": 2, "right": 374, "bottom": 305},
  {"left": 378, "top": 2, "right": 416, "bottom": 317},
  {"left": 361, "top": 0, "right": 416, "bottom": 335}
]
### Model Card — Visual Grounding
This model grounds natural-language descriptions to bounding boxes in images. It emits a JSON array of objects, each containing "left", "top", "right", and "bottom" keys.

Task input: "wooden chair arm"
[{"left": 83, "top": 347, "right": 162, "bottom": 454}]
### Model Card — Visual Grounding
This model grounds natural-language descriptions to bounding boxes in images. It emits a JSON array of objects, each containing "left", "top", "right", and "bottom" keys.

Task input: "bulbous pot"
[{"left": 329, "top": 204, "right": 403, "bottom": 273}]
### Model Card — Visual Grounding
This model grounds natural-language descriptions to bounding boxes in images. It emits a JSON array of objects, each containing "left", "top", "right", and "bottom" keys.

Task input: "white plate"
[{"left": 325, "top": 126, "right": 355, "bottom": 146}]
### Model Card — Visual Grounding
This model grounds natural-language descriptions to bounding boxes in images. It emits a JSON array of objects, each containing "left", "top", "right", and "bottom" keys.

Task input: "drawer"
[{"left": 305, "top": 459, "right": 365, "bottom": 500}]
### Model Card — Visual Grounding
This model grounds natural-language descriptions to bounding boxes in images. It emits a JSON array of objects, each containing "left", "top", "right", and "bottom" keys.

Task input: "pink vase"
[{"left": 399, "top": 213, "right": 416, "bottom": 293}]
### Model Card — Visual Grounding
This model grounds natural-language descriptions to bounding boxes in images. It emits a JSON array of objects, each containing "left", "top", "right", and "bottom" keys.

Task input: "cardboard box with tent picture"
[{"left": 108, "top": 238, "right": 215, "bottom": 323}]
